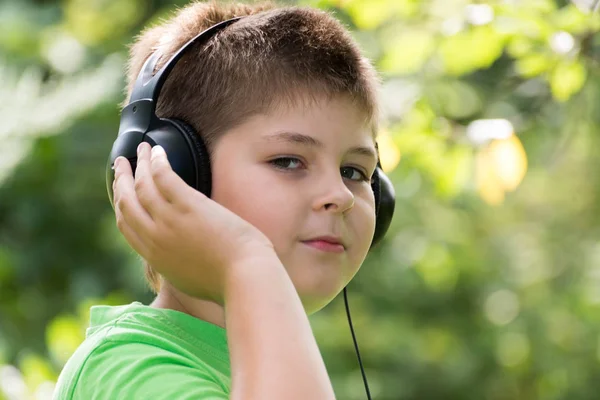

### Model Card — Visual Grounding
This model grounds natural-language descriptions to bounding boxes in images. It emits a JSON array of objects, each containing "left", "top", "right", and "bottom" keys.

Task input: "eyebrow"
[{"left": 263, "top": 131, "right": 378, "bottom": 162}]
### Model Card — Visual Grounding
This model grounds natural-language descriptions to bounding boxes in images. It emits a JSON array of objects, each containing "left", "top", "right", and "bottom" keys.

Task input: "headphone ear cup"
[
  {"left": 162, "top": 118, "right": 212, "bottom": 197},
  {"left": 106, "top": 118, "right": 211, "bottom": 207},
  {"left": 370, "top": 168, "right": 396, "bottom": 248}
]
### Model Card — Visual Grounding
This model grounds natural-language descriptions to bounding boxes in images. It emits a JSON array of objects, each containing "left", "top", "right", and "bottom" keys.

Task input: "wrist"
[{"left": 223, "top": 249, "right": 284, "bottom": 298}]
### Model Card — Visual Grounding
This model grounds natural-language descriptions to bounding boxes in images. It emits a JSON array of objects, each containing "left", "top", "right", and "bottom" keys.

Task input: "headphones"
[{"left": 106, "top": 16, "right": 395, "bottom": 399}]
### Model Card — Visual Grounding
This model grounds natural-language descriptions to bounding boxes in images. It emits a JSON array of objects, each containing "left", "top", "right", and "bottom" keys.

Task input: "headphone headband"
[{"left": 129, "top": 17, "right": 243, "bottom": 103}]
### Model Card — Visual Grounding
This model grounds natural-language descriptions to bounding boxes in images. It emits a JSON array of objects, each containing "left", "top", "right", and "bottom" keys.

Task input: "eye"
[
  {"left": 341, "top": 166, "right": 369, "bottom": 182},
  {"left": 269, "top": 157, "right": 305, "bottom": 170}
]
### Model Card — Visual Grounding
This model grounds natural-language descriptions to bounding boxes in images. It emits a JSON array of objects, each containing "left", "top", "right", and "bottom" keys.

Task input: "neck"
[{"left": 150, "top": 282, "right": 226, "bottom": 328}]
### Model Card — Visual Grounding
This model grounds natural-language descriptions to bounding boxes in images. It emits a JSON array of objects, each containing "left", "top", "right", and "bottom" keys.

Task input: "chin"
[
  {"left": 301, "top": 297, "right": 334, "bottom": 315},
  {"left": 283, "top": 256, "right": 352, "bottom": 313},
  {"left": 298, "top": 284, "right": 345, "bottom": 315}
]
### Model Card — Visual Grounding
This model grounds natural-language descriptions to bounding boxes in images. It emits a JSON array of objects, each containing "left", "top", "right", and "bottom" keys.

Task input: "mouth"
[{"left": 301, "top": 236, "right": 346, "bottom": 253}]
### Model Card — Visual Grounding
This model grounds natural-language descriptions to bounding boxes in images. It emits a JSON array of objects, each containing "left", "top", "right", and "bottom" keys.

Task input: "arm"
[
  {"left": 226, "top": 256, "right": 336, "bottom": 400},
  {"left": 112, "top": 144, "right": 336, "bottom": 399}
]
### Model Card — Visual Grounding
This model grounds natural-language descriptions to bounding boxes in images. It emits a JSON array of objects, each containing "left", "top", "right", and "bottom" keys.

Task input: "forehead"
[{"left": 261, "top": 93, "right": 377, "bottom": 144}]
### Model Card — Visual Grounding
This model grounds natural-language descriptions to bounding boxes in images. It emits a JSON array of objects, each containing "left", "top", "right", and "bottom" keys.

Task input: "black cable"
[{"left": 343, "top": 287, "right": 372, "bottom": 400}]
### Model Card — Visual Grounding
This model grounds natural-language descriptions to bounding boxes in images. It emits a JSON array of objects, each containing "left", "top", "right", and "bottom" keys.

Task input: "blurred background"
[{"left": 2, "top": 0, "right": 600, "bottom": 399}]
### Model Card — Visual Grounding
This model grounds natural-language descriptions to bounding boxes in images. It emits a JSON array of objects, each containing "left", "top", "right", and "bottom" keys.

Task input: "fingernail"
[
  {"left": 137, "top": 142, "right": 147, "bottom": 156},
  {"left": 114, "top": 157, "right": 122, "bottom": 170},
  {"left": 151, "top": 145, "right": 166, "bottom": 161}
]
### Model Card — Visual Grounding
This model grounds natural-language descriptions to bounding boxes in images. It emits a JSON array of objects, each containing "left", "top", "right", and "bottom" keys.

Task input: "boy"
[{"left": 53, "top": 1, "right": 381, "bottom": 399}]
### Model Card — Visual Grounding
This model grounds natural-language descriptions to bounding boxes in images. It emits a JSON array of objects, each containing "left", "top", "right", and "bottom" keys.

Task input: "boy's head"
[{"left": 125, "top": 1, "right": 381, "bottom": 314}]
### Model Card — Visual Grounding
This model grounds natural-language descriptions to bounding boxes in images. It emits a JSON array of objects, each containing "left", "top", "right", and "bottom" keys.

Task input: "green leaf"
[
  {"left": 18, "top": 353, "right": 56, "bottom": 392},
  {"left": 345, "top": 0, "right": 419, "bottom": 30},
  {"left": 506, "top": 36, "right": 534, "bottom": 58},
  {"left": 379, "top": 29, "right": 435, "bottom": 75},
  {"left": 346, "top": 0, "right": 393, "bottom": 30},
  {"left": 550, "top": 60, "right": 586, "bottom": 101},
  {"left": 426, "top": 80, "right": 482, "bottom": 119},
  {"left": 439, "top": 26, "right": 506, "bottom": 76},
  {"left": 63, "top": 0, "right": 147, "bottom": 45},
  {"left": 515, "top": 52, "right": 553, "bottom": 78},
  {"left": 416, "top": 243, "right": 458, "bottom": 292},
  {"left": 435, "top": 145, "right": 473, "bottom": 198},
  {"left": 552, "top": 4, "right": 591, "bottom": 34},
  {"left": 45, "top": 315, "right": 85, "bottom": 366}
]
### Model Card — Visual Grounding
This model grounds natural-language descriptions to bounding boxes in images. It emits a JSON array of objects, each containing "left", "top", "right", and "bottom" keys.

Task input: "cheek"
[
  {"left": 211, "top": 164, "right": 301, "bottom": 249},
  {"left": 355, "top": 188, "right": 376, "bottom": 232},
  {"left": 349, "top": 194, "right": 377, "bottom": 258}
]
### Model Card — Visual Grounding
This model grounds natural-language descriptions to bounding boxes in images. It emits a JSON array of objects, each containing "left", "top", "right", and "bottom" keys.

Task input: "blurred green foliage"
[{"left": 2, "top": 0, "right": 600, "bottom": 399}]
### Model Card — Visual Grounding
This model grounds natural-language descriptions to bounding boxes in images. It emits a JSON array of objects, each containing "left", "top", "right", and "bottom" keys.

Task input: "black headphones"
[
  {"left": 106, "top": 17, "right": 395, "bottom": 399},
  {"left": 106, "top": 17, "right": 395, "bottom": 248}
]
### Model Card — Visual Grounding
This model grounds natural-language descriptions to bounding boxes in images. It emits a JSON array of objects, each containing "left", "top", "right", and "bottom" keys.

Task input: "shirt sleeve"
[{"left": 71, "top": 341, "right": 229, "bottom": 400}]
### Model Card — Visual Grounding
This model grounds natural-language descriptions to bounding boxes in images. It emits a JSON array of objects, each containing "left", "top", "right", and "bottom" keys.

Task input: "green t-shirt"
[{"left": 52, "top": 302, "right": 231, "bottom": 399}]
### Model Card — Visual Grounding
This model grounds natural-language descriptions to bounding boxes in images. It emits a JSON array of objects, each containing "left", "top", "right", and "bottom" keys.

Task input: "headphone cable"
[{"left": 343, "top": 287, "right": 372, "bottom": 400}]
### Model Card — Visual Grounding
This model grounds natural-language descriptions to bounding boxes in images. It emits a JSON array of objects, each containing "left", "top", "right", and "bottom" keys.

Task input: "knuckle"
[
  {"left": 133, "top": 177, "right": 145, "bottom": 192},
  {"left": 115, "top": 214, "right": 126, "bottom": 231},
  {"left": 152, "top": 165, "right": 167, "bottom": 183},
  {"left": 136, "top": 188, "right": 150, "bottom": 206},
  {"left": 115, "top": 196, "right": 129, "bottom": 213}
]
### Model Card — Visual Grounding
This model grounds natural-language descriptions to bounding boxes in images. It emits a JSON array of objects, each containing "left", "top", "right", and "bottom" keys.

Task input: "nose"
[{"left": 312, "top": 170, "right": 355, "bottom": 214}]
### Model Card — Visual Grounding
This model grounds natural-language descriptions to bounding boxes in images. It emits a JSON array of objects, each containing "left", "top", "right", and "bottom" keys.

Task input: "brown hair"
[{"left": 124, "top": 1, "right": 381, "bottom": 293}]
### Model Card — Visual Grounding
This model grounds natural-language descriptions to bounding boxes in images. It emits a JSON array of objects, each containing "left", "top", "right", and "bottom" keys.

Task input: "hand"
[{"left": 112, "top": 142, "right": 276, "bottom": 304}]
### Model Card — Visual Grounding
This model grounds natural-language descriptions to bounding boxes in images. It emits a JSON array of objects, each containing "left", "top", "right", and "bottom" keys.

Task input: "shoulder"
[
  {"left": 53, "top": 305, "right": 230, "bottom": 400},
  {"left": 55, "top": 340, "right": 229, "bottom": 400}
]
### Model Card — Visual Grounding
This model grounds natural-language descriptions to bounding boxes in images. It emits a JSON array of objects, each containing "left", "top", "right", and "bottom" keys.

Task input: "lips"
[{"left": 302, "top": 236, "right": 346, "bottom": 253}]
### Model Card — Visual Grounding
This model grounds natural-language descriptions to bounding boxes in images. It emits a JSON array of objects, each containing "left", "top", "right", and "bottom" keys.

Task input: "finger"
[
  {"left": 150, "top": 145, "right": 204, "bottom": 207},
  {"left": 114, "top": 156, "right": 156, "bottom": 239},
  {"left": 114, "top": 197, "right": 150, "bottom": 257},
  {"left": 134, "top": 142, "right": 167, "bottom": 217}
]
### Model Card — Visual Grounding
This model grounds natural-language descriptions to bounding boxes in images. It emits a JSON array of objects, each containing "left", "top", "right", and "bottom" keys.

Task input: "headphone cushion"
[
  {"left": 371, "top": 169, "right": 395, "bottom": 248},
  {"left": 371, "top": 170, "right": 381, "bottom": 218},
  {"left": 164, "top": 118, "right": 212, "bottom": 197}
]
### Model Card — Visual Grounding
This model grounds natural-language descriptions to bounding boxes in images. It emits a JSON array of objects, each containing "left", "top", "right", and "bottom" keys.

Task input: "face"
[{"left": 210, "top": 95, "right": 377, "bottom": 314}]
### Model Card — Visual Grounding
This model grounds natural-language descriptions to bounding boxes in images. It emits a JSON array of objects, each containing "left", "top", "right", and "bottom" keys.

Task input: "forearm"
[{"left": 225, "top": 255, "right": 336, "bottom": 400}]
